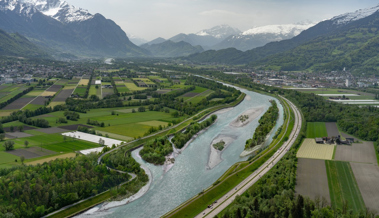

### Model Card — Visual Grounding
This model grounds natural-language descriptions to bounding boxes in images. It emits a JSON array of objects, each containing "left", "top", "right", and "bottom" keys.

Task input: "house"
[{"left": 315, "top": 138, "right": 324, "bottom": 144}]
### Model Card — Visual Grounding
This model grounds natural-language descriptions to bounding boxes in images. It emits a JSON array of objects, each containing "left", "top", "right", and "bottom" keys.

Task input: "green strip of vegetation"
[
  {"left": 306, "top": 122, "right": 328, "bottom": 138},
  {"left": 325, "top": 160, "right": 365, "bottom": 213},
  {"left": 164, "top": 97, "right": 294, "bottom": 218}
]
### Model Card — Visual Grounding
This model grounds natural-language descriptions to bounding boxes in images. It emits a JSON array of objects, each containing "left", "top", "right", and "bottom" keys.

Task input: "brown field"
[
  {"left": 78, "top": 79, "right": 89, "bottom": 86},
  {"left": 115, "top": 81, "right": 124, "bottom": 84},
  {"left": 35, "top": 127, "right": 68, "bottom": 134},
  {"left": 40, "top": 91, "right": 56, "bottom": 97},
  {"left": 297, "top": 139, "right": 335, "bottom": 160},
  {"left": 156, "top": 89, "right": 172, "bottom": 94},
  {"left": 3, "top": 97, "right": 34, "bottom": 110},
  {"left": 59, "top": 124, "right": 93, "bottom": 131},
  {"left": 350, "top": 162, "right": 379, "bottom": 214},
  {"left": 30, "top": 96, "right": 48, "bottom": 105},
  {"left": 334, "top": 142, "right": 377, "bottom": 164},
  {"left": 296, "top": 158, "right": 331, "bottom": 203},
  {"left": 5, "top": 132, "right": 33, "bottom": 138},
  {"left": 325, "top": 122, "right": 340, "bottom": 137},
  {"left": 4, "top": 126, "right": 36, "bottom": 132},
  {"left": 27, "top": 153, "right": 76, "bottom": 165},
  {"left": 53, "top": 89, "right": 73, "bottom": 102},
  {"left": 6, "top": 147, "right": 56, "bottom": 159},
  {"left": 46, "top": 85, "right": 62, "bottom": 92}
]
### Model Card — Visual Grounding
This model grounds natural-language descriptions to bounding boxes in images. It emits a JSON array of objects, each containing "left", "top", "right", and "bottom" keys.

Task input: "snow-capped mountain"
[
  {"left": 20, "top": 0, "right": 93, "bottom": 23},
  {"left": 0, "top": 0, "right": 148, "bottom": 58},
  {"left": 212, "top": 23, "right": 315, "bottom": 51},
  {"left": 331, "top": 4, "right": 379, "bottom": 25},
  {"left": 196, "top": 25, "right": 241, "bottom": 39},
  {"left": 169, "top": 25, "right": 240, "bottom": 49}
]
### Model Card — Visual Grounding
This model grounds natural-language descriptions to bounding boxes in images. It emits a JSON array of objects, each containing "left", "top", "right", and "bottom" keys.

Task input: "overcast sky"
[{"left": 66, "top": 0, "right": 378, "bottom": 41}]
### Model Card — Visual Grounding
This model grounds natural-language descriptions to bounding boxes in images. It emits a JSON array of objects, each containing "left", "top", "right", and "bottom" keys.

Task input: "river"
[{"left": 77, "top": 86, "right": 284, "bottom": 218}]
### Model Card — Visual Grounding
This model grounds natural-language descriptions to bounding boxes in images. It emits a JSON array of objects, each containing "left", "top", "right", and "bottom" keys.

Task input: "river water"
[{"left": 80, "top": 86, "right": 284, "bottom": 218}]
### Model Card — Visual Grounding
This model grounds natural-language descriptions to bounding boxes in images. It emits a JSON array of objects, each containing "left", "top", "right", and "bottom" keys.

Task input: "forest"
[
  {"left": 139, "top": 136, "right": 173, "bottom": 165},
  {"left": 172, "top": 114, "right": 217, "bottom": 149},
  {"left": 0, "top": 154, "right": 136, "bottom": 218},
  {"left": 245, "top": 101, "right": 279, "bottom": 149}
]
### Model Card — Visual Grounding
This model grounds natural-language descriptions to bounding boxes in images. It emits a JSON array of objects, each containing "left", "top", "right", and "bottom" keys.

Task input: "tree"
[
  {"left": 20, "top": 156, "right": 25, "bottom": 165},
  {"left": 10, "top": 126, "right": 14, "bottom": 132},
  {"left": 0, "top": 123, "right": 4, "bottom": 134},
  {"left": 0, "top": 134, "right": 5, "bottom": 141},
  {"left": 18, "top": 125, "right": 24, "bottom": 132},
  {"left": 3, "top": 141, "right": 15, "bottom": 151},
  {"left": 132, "top": 109, "right": 136, "bottom": 113},
  {"left": 138, "top": 106, "right": 146, "bottom": 112},
  {"left": 171, "top": 111, "right": 179, "bottom": 118},
  {"left": 99, "top": 138, "right": 105, "bottom": 146},
  {"left": 24, "top": 140, "right": 29, "bottom": 148}
]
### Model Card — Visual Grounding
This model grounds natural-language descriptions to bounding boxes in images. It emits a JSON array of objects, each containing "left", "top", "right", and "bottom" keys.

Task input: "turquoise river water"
[{"left": 78, "top": 86, "right": 284, "bottom": 218}]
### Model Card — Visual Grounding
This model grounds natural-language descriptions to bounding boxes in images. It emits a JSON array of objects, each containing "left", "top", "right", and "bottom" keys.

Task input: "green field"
[
  {"left": 306, "top": 122, "right": 328, "bottom": 138},
  {"left": 125, "top": 81, "right": 146, "bottom": 91},
  {"left": 23, "top": 104, "right": 42, "bottom": 111},
  {"left": 0, "top": 84, "right": 29, "bottom": 103},
  {"left": 0, "top": 152, "right": 19, "bottom": 164},
  {"left": 74, "top": 87, "right": 87, "bottom": 95},
  {"left": 43, "top": 140, "right": 99, "bottom": 153},
  {"left": 116, "top": 86, "right": 129, "bottom": 93},
  {"left": 325, "top": 161, "right": 365, "bottom": 212}
]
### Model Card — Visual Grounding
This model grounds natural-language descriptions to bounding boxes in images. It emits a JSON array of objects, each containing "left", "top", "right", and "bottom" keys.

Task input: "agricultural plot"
[
  {"left": 296, "top": 158, "right": 330, "bottom": 203},
  {"left": 34, "top": 127, "right": 68, "bottom": 134},
  {"left": 29, "top": 96, "right": 49, "bottom": 105},
  {"left": 350, "top": 162, "right": 379, "bottom": 212},
  {"left": 94, "top": 131, "right": 133, "bottom": 141},
  {"left": 0, "top": 84, "right": 29, "bottom": 103},
  {"left": 185, "top": 90, "right": 214, "bottom": 104},
  {"left": 156, "top": 89, "right": 172, "bottom": 94},
  {"left": 306, "top": 122, "right": 328, "bottom": 138},
  {"left": 5, "top": 132, "right": 33, "bottom": 138},
  {"left": 138, "top": 120, "right": 168, "bottom": 127},
  {"left": 297, "top": 139, "right": 335, "bottom": 160},
  {"left": 52, "top": 89, "right": 73, "bottom": 102},
  {"left": 78, "top": 79, "right": 89, "bottom": 86},
  {"left": 326, "top": 161, "right": 365, "bottom": 212},
  {"left": 74, "top": 87, "right": 87, "bottom": 95},
  {"left": 102, "top": 87, "right": 114, "bottom": 98},
  {"left": 334, "top": 141, "right": 377, "bottom": 164},
  {"left": 27, "top": 153, "right": 77, "bottom": 166},
  {"left": 325, "top": 122, "right": 340, "bottom": 137},
  {"left": 6, "top": 147, "right": 56, "bottom": 159},
  {"left": 3, "top": 97, "right": 34, "bottom": 110}
]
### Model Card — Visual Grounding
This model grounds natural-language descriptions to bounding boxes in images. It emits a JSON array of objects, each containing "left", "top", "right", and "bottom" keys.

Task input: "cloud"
[{"left": 199, "top": 9, "right": 240, "bottom": 17}]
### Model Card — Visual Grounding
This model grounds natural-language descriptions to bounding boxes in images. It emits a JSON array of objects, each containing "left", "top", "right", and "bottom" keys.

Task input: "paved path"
[{"left": 195, "top": 96, "right": 302, "bottom": 218}]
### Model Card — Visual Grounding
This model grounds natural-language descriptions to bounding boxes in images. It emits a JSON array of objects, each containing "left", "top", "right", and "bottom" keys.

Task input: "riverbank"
[{"left": 208, "top": 135, "right": 236, "bottom": 169}]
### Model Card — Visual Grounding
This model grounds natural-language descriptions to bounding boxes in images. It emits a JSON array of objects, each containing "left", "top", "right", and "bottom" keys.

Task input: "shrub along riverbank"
[
  {"left": 172, "top": 114, "right": 217, "bottom": 149},
  {"left": 245, "top": 100, "right": 279, "bottom": 149},
  {"left": 139, "top": 136, "right": 173, "bottom": 165}
]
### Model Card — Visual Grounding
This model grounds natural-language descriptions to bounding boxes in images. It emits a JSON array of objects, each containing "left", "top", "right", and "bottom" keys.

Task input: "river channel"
[{"left": 79, "top": 86, "right": 284, "bottom": 218}]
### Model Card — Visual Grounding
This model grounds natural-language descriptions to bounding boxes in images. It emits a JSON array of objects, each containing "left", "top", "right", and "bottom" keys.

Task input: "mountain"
[
  {"left": 212, "top": 23, "right": 315, "bottom": 51},
  {"left": 251, "top": 7, "right": 379, "bottom": 74},
  {"left": 0, "top": 0, "right": 148, "bottom": 58},
  {"left": 187, "top": 5, "right": 379, "bottom": 66},
  {"left": 0, "top": 28, "right": 48, "bottom": 57},
  {"left": 169, "top": 25, "right": 241, "bottom": 49},
  {"left": 127, "top": 34, "right": 147, "bottom": 46},
  {"left": 145, "top": 37, "right": 166, "bottom": 45},
  {"left": 141, "top": 40, "right": 203, "bottom": 58}
]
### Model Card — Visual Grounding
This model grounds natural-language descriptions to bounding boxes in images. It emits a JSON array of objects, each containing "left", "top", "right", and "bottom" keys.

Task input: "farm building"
[
  {"left": 315, "top": 138, "right": 324, "bottom": 144},
  {"left": 95, "top": 80, "right": 102, "bottom": 85}
]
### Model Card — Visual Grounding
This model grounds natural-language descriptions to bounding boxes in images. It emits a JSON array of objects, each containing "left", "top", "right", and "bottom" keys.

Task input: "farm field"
[
  {"left": 78, "top": 79, "right": 89, "bottom": 86},
  {"left": 297, "top": 139, "right": 335, "bottom": 160},
  {"left": 0, "top": 84, "right": 29, "bottom": 103},
  {"left": 334, "top": 141, "right": 377, "bottom": 164},
  {"left": 27, "top": 153, "right": 77, "bottom": 166},
  {"left": 326, "top": 161, "right": 365, "bottom": 213},
  {"left": 325, "top": 122, "right": 340, "bottom": 137},
  {"left": 125, "top": 79, "right": 146, "bottom": 91},
  {"left": 350, "top": 162, "right": 379, "bottom": 212},
  {"left": 306, "top": 122, "right": 328, "bottom": 138},
  {"left": 296, "top": 158, "right": 330, "bottom": 202}
]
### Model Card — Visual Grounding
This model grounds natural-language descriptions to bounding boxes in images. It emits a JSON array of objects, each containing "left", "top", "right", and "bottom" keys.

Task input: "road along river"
[{"left": 76, "top": 85, "right": 284, "bottom": 218}]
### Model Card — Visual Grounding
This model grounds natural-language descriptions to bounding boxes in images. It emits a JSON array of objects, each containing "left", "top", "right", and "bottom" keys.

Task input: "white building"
[{"left": 346, "top": 79, "right": 350, "bottom": 87}]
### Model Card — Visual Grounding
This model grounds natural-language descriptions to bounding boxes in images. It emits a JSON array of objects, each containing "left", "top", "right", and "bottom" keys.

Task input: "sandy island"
[
  {"left": 229, "top": 107, "right": 265, "bottom": 128},
  {"left": 239, "top": 127, "right": 275, "bottom": 157},
  {"left": 207, "top": 135, "right": 237, "bottom": 169}
]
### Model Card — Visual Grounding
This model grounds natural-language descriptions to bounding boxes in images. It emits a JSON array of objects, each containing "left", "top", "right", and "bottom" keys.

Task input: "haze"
[{"left": 67, "top": 0, "right": 378, "bottom": 41}]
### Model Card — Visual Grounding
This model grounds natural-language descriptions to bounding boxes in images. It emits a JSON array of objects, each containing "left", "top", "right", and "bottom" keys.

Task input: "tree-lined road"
[{"left": 195, "top": 96, "right": 302, "bottom": 218}]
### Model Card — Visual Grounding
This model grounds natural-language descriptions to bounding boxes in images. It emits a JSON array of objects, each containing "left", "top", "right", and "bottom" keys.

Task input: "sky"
[{"left": 66, "top": 0, "right": 378, "bottom": 41}]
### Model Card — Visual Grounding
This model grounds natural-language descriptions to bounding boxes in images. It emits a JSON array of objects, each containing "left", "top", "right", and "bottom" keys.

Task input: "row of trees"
[
  {"left": 172, "top": 115, "right": 217, "bottom": 149},
  {"left": 139, "top": 136, "right": 173, "bottom": 165},
  {"left": 245, "top": 101, "right": 279, "bottom": 149},
  {"left": 0, "top": 86, "right": 33, "bottom": 110}
]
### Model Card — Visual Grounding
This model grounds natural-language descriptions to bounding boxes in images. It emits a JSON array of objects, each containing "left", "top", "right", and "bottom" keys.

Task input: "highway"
[{"left": 195, "top": 96, "right": 302, "bottom": 218}]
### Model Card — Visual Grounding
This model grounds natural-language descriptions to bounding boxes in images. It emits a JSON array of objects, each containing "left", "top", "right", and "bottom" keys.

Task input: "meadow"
[
  {"left": 306, "top": 122, "right": 328, "bottom": 138},
  {"left": 325, "top": 160, "right": 366, "bottom": 213}
]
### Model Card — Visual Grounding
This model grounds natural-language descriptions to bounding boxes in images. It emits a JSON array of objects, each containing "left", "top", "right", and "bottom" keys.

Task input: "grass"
[
  {"left": 296, "top": 139, "right": 335, "bottom": 160},
  {"left": 138, "top": 120, "right": 168, "bottom": 127},
  {"left": 48, "top": 101, "right": 65, "bottom": 108},
  {"left": 325, "top": 160, "right": 365, "bottom": 213},
  {"left": 306, "top": 122, "right": 328, "bottom": 138},
  {"left": 23, "top": 104, "right": 43, "bottom": 111},
  {"left": 42, "top": 140, "right": 100, "bottom": 153},
  {"left": 0, "top": 151, "right": 19, "bottom": 164},
  {"left": 27, "top": 153, "right": 77, "bottom": 165},
  {"left": 125, "top": 81, "right": 146, "bottom": 91},
  {"left": 0, "top": 85, "right": 29, "bottom": 103},
  {"left": 102, "top": 123, "right": 151, "bottom": 138},
  {"left": 94, "top": 131, "right": 134, "bottom": 141},
  {"left": 74, "top": 87, "right": 87, "bottom": 95}
]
